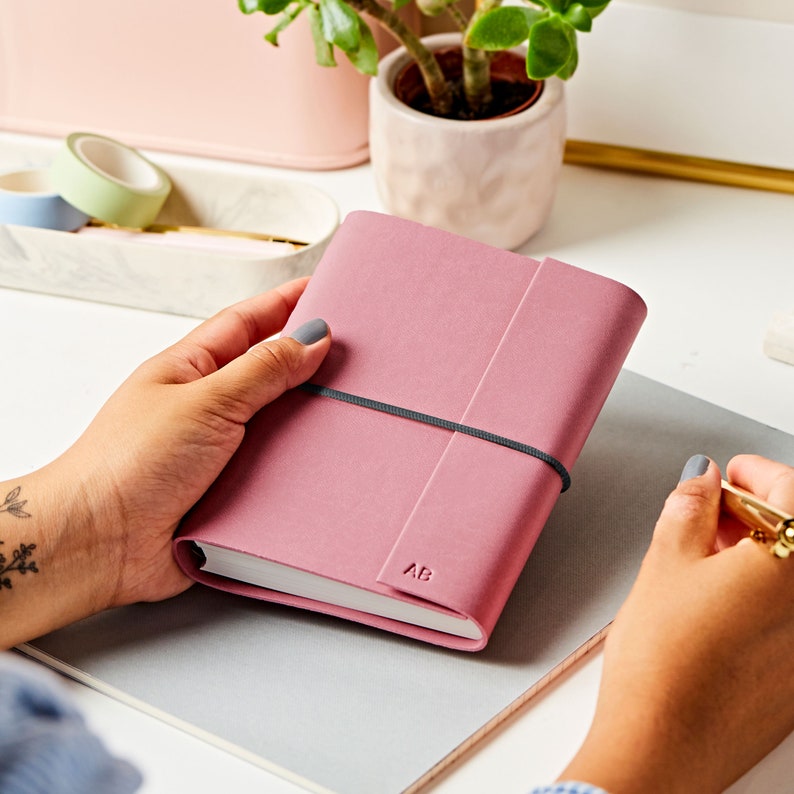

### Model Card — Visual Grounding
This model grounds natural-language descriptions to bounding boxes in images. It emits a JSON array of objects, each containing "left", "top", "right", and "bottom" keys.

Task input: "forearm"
[
  {"left": 0, "top": 460, "right": 117, "bottom": 649},
  {"left": 559, "top": 711, "right": 697, "bottom": 794}
]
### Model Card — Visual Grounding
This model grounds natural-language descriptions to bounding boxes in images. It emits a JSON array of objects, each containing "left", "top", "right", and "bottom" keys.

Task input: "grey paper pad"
[{"left": 28, "top": 371, "right": 793, "bottom": 793}]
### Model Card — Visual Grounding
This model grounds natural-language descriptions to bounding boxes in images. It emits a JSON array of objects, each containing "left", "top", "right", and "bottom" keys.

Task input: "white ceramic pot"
[{"left": 369, "top": 33, "right": 567, "bottom": 250}]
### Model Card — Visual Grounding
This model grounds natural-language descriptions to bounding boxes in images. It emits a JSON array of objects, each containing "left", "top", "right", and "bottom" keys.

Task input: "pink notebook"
[{"left": 174, "top": 211, "right": 646, "bottom": 650}]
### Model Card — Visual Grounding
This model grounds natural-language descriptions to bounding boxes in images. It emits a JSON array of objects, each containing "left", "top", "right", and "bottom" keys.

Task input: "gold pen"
[
  {"left": 721, "top": 480, "right": 794, "bottom": 558},
  {"left": 86, "top": 219, "right": 309, "bottom": 248}
]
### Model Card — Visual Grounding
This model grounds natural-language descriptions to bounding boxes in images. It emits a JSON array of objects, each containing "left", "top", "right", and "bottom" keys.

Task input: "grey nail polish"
[
  {"left": 679, "top": 454, "right": 709, "bottom": 483},
  {"left": 289, "top": 318, "right": 329, "bottom": 346}
]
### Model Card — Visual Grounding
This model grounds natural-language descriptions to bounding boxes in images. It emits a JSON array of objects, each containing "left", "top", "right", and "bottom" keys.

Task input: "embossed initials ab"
[{"left": 403, "top": 563, "right": 433, "bottom": 581}]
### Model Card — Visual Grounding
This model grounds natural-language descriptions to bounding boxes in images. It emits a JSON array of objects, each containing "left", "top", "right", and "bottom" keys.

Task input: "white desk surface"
[{"left": 1, "top": 137, "right": 793, "bottom": 793}]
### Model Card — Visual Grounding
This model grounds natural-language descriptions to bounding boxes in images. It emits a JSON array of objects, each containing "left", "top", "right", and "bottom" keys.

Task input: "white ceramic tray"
[{"left": 0, "top": 137, "right": 339, "bottom": 317}]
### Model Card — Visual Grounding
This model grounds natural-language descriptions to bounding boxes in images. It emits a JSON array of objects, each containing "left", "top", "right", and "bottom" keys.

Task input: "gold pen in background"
[
  {"left": 721, "top": 480, "right": 794, "bottom": 558},
  {"left": 86, "top": 219, "right": 309, "bottom": 248}
]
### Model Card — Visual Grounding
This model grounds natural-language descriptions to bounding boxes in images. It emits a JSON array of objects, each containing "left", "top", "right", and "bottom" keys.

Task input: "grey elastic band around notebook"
[{"left": 297, "top": 382, "right": 571, "bottom": 492}]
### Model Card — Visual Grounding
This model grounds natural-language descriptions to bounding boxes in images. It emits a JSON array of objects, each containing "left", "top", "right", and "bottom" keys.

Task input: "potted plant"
[{"left": 239, "top": 0, "right": 611, "bottom": 248}]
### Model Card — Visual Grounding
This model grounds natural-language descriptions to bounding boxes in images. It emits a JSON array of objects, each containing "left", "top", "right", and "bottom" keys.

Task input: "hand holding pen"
[
  {"left": 559, "top": 453, "right": 794, "bottom": 794},
  {"left": 722, "top": 477, "right": 794, "bottom": 558}
]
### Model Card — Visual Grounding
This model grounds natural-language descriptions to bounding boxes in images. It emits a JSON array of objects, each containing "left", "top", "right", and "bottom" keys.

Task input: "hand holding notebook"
[
  {"left": 0, "top": 279, "right": 332, "bottom": 651},
  {"left": 175, "top": 211, "right": 647, "bottom": 650}
]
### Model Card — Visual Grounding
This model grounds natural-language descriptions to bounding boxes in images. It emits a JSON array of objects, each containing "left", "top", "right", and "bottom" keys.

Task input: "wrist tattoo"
[
  {"left": 0, "top": 487, "right": 31, "bottom": 519},
  {"left": 0, "top": 488, "right": 38, "bottom": 589},
  {"left": 0, "top": 542, "right": 38, "bottom": 589}
]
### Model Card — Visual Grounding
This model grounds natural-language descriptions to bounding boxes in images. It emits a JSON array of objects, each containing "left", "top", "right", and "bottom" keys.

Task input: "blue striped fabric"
[
  {"left": 530, "top": 783, "right": 611, "bottom": 794},
  {"left": 0, "top": 652, "right": 142, "bottom": 793}
]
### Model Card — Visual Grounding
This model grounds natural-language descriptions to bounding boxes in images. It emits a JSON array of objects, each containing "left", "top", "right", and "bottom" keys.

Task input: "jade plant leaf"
[
  {"left": 264, "top": 1, "right": 307, "bottom": 45},
  {"left": 527, "top": 15, "right": 574, "bottom": 79},
  {"left": 555, "top": 33, "right": 579, "bottom": 78},
  {"left": 319, "top": 0, "right": 361, "bottom": 53},
  {"left": 308, "top": 5, "right": 337, "bottom": 66},
  {"left": 577, "top": 0, "right": 611, "bottom": 17},
  {"left": 465, "top": 6, "right": 545, "bottom": 51},
  {"left": 345, "top": 17, "right": 379, "bottom": 75},
  {"left": 564, "top": 3, "right": 592, "bottom": 32},
  {"left": 239, "top": 0, "right": 292, "bottom": 15},
  {"left": 535, "top": 0, "right": 563, "bottom": 11}
]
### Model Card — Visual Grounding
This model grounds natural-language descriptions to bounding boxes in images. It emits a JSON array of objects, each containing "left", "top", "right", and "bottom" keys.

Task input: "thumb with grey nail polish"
[
  {"left": 205, "top": 316, "right": 332, "bottom": 422},
  {"left": 679, "top": 453, "right": 710, "bottom": 483},
  {"left": 651, "top": 453, "right": 721, "bottom": 559}
]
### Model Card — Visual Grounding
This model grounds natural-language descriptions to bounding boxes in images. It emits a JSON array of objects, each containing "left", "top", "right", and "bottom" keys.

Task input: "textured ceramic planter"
[{"left": 369, "top": 33, "right": 567, "bottom": 250}]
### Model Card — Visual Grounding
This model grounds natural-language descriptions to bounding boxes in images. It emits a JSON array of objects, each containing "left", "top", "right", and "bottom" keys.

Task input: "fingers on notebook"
[
  {"left": 176, "top": 278, "right": 313, "bottom": 374},
  {"left": 202, "top": 330, "right": 331, "bottom": 419}
]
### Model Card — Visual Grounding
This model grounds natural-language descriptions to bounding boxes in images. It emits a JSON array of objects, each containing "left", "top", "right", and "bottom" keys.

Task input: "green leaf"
[
  {"left": 555, "top": 34, "right": 578, "bottom": 78},
  {"left": 345, "top": 17, "right": 378, "bottom": 75},
  {"left": 239, "top": 0, "right": 264, "bottom": 14},
  {"left": 239, "top": 0, "right": 292, "bottom": 14},
  {"left": 319, "top": 0, "right": 361, "bottom": 53},
  {"left": 391, "top": 0, "right": 412, "bottom": 9},
  {"left": 465, "top": 6, "right": 544, "bottom": 51},
  {"left": 564, "top": 3, "right": 591, "bottom": 31},
  {"left": 264, "top": 2, "right": 305, "bottom": 45},
  {"left": 264, "top": 3, "right": 304, "bottom": 45},
  {"left": 585, "top": 2, "right": 609, "bottom": 18},
  {"left": 527, "top": 15, "right": 573, "bottom": 79},
  {"left": 308, "top": 5, "right": 337, "bottom": 66}
]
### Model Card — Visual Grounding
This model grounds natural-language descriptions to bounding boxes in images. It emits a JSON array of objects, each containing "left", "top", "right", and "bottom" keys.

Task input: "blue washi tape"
[{"left": 0, "top": 168, "right": 90, "bottom": 231}]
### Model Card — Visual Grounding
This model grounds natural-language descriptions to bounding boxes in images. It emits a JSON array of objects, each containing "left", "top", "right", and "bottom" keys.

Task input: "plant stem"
[
  {"left": 447, "top": 0, "right": 490, "bottom": 114},
  {"left": 348, "top": 0, "right": 454, "bottom": 116},
  {"left": 446, "top": 4, "right": 468, "bottom": 32},
  {"left": 461, "top": 0, "right": 501, "bottom": 115},
  {"left": 462, "top": 45, "right": 492, "bottom": 115}
]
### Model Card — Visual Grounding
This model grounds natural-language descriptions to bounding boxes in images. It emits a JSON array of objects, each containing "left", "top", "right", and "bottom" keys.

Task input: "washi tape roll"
[
  {"left": 50, "top": 132, "right": 172, "bottom": 228},
  {"left": 0, "top": 168, "right": 91, "bottom": 231}
]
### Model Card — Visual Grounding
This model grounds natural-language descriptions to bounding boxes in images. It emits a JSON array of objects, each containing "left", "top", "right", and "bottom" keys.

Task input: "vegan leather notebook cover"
[{"left": 174, "top": 211, "right": 647, "bottom": 650}]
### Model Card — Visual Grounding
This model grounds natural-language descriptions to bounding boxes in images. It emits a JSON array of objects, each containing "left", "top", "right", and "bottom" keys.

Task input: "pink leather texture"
[{"left": 174, "top": 211, "right": 647, "bottom": 650}]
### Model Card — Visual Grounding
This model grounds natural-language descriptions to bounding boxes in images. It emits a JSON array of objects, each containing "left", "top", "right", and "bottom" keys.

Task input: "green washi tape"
[{"left": 51, "top": 132, "right": 172, "bottom": 228}]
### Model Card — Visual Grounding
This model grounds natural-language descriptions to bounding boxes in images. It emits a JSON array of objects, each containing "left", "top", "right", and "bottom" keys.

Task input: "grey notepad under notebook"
[{"left": 21, "top": 371, "right": 794, "bottom": 794}]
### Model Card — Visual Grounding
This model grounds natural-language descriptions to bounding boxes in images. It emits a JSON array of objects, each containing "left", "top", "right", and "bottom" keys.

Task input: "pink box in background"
[{"left": 0, "top": 1, "right": 404, "bottom": 169}]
